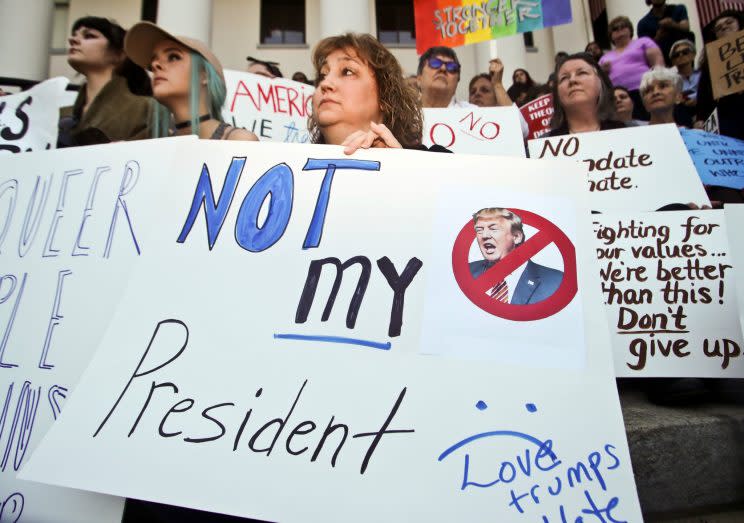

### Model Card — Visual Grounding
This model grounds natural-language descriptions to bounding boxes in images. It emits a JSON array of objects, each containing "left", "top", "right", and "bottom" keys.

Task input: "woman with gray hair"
[{"left": 640, "top": 66, "right": 683, "bottom": 126}]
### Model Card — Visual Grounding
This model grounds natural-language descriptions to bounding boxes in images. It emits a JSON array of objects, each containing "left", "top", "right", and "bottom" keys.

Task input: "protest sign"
[
  {"left": 19, "top": 141, "right": 641, "bottom": 522},
  {"left": 705, "top": 28, "right": 744, "bottom": 100},
  {"left": 704, "top": 108, "right": 719, "bottom": 134},
  {"left": 594, "top": 210, "right": 743, "bottom": 377},
  {"left": 0, "top": 78, "right": 69, "bottom": 154},
  {"left": 222, "top": 70, "right": 314, "bottom": 143},
  {"left": 0, "top": 137, "right": 195, "bottom": 522},
  {"left": 520, "top": 93, "right": 553, "bottom": 139},
  {"left": 680, "top": 128, "right": 744, "bottom": 190},
  {"left": 413, "top": 0, "right": 572, "bottom": 53},
  {"left": 422, "top": 106, "right": 525, "bottom": 155},
  {"left": 528, "top": 124, "right": 710, "bottom": 211},
  {"left": 724, "top": 204, "right": 744, "bottom": 339}
]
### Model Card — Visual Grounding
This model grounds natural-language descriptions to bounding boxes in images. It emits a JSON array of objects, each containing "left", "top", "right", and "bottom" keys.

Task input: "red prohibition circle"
[{"left": 451, "top": 208, "right": 578, "bottom": 321}]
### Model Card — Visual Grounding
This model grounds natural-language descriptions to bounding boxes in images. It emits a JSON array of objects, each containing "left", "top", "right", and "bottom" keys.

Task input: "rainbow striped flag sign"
[{"left": 413, "top": 0, "right": 572, "bottom": 54}]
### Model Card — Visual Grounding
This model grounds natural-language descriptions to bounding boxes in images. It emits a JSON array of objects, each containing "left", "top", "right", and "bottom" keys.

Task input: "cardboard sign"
[
  {"left": 680, "top": 128, "right": 744, "bottom": 190},
  {"left": 0, "top": 137, "right": 195, "bottom": 522},
  {"left": 18, "top": 141, "right": 641, "bottom": 522},
  {"left": 221, "top": 70, "right": 314, "bottom": 143},
  {"left": 520, "top": 93, "right": 554, "bottom": 139},
  {"left": 705, "top": 28, "right": 744, "bottom": 100},
  {"left": 724, "top": 204, "right": 744, "bottom": 339},
  {"left": 413, "top": 0, "right": 572, "bottom": 53},
  {"left": 594, "top": 210, "right": 744, "bottom": 377},
  {"left": 0, "top": 77, "right": 69, "bottom": 154},
  {"left": 528, "top": 124, "right": 710, "bottom": 211},
  {"left": 422, "top": 106, "right": 525, "bottom": 155},
  {"left": 704, "top": 108, "right": 719, "bottom": 134}
]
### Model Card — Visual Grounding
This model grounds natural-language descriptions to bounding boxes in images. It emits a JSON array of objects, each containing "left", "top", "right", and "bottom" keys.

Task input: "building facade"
[{"left": 2, "top": 0, "right": 706, "bottom": 102}]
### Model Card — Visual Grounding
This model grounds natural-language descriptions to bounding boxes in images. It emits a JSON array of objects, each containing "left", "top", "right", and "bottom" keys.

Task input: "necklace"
[{"left": 174, "top": 114, "right": 210, "bottom": 130}]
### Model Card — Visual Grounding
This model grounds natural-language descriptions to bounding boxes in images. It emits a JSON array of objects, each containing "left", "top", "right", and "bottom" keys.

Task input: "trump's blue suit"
[{"left": 468, "top": 259, "right": 564, "bottom": 305}]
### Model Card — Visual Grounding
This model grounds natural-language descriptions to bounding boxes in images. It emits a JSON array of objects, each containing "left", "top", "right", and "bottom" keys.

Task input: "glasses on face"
[
  {"left": 427, "top": 57, "right": 460, "bottom": 74},
  {"left": 670, "top": 48, "right": 693, "bottom": 59}
]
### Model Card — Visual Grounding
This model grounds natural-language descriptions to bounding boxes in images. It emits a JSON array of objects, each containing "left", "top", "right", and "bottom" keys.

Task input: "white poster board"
[
  {"left": 19, "top": 142, "right": 641, "bottom": 522},
  {"left": 423, "top": 106, "right": 525, "bottom": 156},
  {"left": 528, "top": 125, "right": 710, "bottom": 211},
  {"left": 0, "top": 137, "right": 195, "bottom": 522},
  {"left": 222, "top": 70, "right": 314, "bottom": 143},
  {"left": 724, "top": 204, "right": 744, "bottom": 339},
  {"left": 594, "top": 210, "right": 744, "bottom": 377},
  {"left": 0, "top": 78, "right": 70, "bottom": 154}
]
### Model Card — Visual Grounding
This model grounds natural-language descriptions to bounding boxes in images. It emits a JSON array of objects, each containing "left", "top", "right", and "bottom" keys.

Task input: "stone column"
[
  {"left": 158, "top": 0, "right": 213, "bottom": 43},
  {"left": 319, "top": 0, "right": 371, "bottom": 37},
  {"left": 0, "top": 0, "right": 54, "bottom": 81}
]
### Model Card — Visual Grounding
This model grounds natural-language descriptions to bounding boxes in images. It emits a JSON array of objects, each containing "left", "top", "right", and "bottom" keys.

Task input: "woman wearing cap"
[
  {"left": 309, "top": 33, "right": 426, "bottom": 154},
  {"left": 125, "top": 22, "right": 257, "bottom": 141},
  {"left": 59, "top": 16, "right": 152, "bottom": 147},
  {"left": 547, "top": 53, "right": 625, "bottom": 137}
]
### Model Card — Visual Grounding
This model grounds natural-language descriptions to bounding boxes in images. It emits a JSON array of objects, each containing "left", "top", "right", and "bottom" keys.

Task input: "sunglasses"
[
  {"left": 427, "top": 57, "right": 460, "bottom": 73},
  {"left": 670, "top": 48, "right": 693, "bottom": 59}
]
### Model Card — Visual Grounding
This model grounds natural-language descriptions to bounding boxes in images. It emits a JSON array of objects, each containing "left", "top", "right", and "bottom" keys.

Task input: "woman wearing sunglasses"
[{"left": 309, "top": 33, "right": 425, "bottom": 153}]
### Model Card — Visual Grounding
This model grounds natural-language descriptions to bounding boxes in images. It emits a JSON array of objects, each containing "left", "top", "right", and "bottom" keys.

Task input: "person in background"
[
  {"left": 585, "top": 41, "right": 604, "bottom": 62},
  {"left": 547, "top": 52, "right": 624, "bottom": 136},
  {"left": 613, "top": 86, "right": 647, "bottom": 126},
  {"left": 291, "top": 71, "right": 312, "bottom": 84},
  {"left": 125, "top": 22, "right": 257, "bottom": 141},
  {"left": 246, "top": 56, "right": 283, "bottom": 78},
  {"left": 669, "top": 39, "right": 699, "bottom": 127},
  {"left": 695, "top": 9, "right": 744, "bottom": 141},
  {"left": 417, "top": 46, "right": 473, "bottom": 108},
  {"left": 59, "top": 16, "right": 152, "bottom": 147},
  {"left": 637, "top": 0, "right": 693, "bottom": 66},
  {"left": 468, "top": 59, "right": 512, "bottom": 107},
  {"left": 309, "top": 33, "right": 426, "bottom": 153},
  {"left": 640, "top": 67, "right": 684, "bottom": 126},
  {"left": 600, "top": 15, "right": 664, "bottom": 120},
  {"left": 507, "top": 68, "right": 538, "bottom": 105}
]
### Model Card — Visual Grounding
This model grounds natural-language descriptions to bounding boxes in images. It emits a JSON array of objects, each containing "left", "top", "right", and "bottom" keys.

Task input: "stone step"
[{"left": 619, "top": 381, "right": 744, "bottom": 521}]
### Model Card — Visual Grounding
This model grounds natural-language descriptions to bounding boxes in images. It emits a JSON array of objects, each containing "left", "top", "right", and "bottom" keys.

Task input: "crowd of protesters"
[{"left": 2, "top": 5, "right": 742, "bottom": 165}]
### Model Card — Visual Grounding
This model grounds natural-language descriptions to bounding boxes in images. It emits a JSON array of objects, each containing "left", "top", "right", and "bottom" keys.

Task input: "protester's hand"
[
  {"left": 489, "top": 59, "right": 505, "bottom": 86},
  {"left": 659, "top": 17, "right": 675, "bottom": 29},
  {"left": 341, "top": 121, "right": 402, "bottom": 155},
  {"left": 0, "top": 88, "right": 7, "bottom": 97},
  {"left": 600, "top": 61, "right": 611, "bottom": 74},
  {"left": 686, "top": 202, "right": 713, "bottom": 210},
  {"left": 693, "top": 120, "right": 705, "bottom": 129}
]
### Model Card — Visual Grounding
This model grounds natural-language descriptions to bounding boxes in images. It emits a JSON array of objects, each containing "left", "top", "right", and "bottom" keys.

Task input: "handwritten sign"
[
  {"left": 0, "top": 78, "right": 70, "bottom": 154},
  {"left": 705, "top": 28, "right": 744, "bottom": 100},
  {"left": 422, "top": 106, "right": 525, "bottom": 155},
  {"left": 528, "top": 124, "right": 710, "bottom": 211},
  {"left": 18, "top": 141, "right": 641, "bottom": 522},
  {"left": 520, "top": 93, "right": 553, "bottom": 139},
  {"left": 413, "top": 0, "right": 572, "bottom": 53},
  {"left": 594, "top": 210, "right": 744, "bottom": 377},
  {"left": 222, "top": 70, "right": 314, "bottom": 143},
  {"left": 680, "top": 128, "right": 744, "bottom": 190},
  {"left": 0, "top": 137, "right": 194, "bottom": 522},
  {"left": 724, "top": 204, "right": 744, "bottom": 339}
]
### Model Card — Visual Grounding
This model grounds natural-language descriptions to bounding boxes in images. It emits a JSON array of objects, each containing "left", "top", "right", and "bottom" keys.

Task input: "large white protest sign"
[
  {"left": 528, "top": 124, "right": 710, "bottom": 211},
  {"left": 724, "top": 204, "right": 744, "bottom": 339},
  {"left": 593, "top": 210, "right": 743, "bottom": 377},
  {"left": 222, "top": 70, "right": 314, "bottom": 143},
  {"left": 0, "top": 78, "right": 70, "bottom": 154},
  {"left": 0, "top": 136, "right": 195, "bottom": 522},
  {"left": 423, "top": 106, "right": 525, "bottom": 156},
  {"left": 19, "top": 141, "right": 641, "bottom": 522}
]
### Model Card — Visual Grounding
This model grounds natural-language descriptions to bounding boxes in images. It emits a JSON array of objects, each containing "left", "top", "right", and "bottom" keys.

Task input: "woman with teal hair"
[{"left": 124, "top": 22, "right": 257, "bottom": 141}]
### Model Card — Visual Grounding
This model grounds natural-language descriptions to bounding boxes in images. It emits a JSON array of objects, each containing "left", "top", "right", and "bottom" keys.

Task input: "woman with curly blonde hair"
[{"left": 309, "top": 33, "right": 423, "bottom": 153}]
